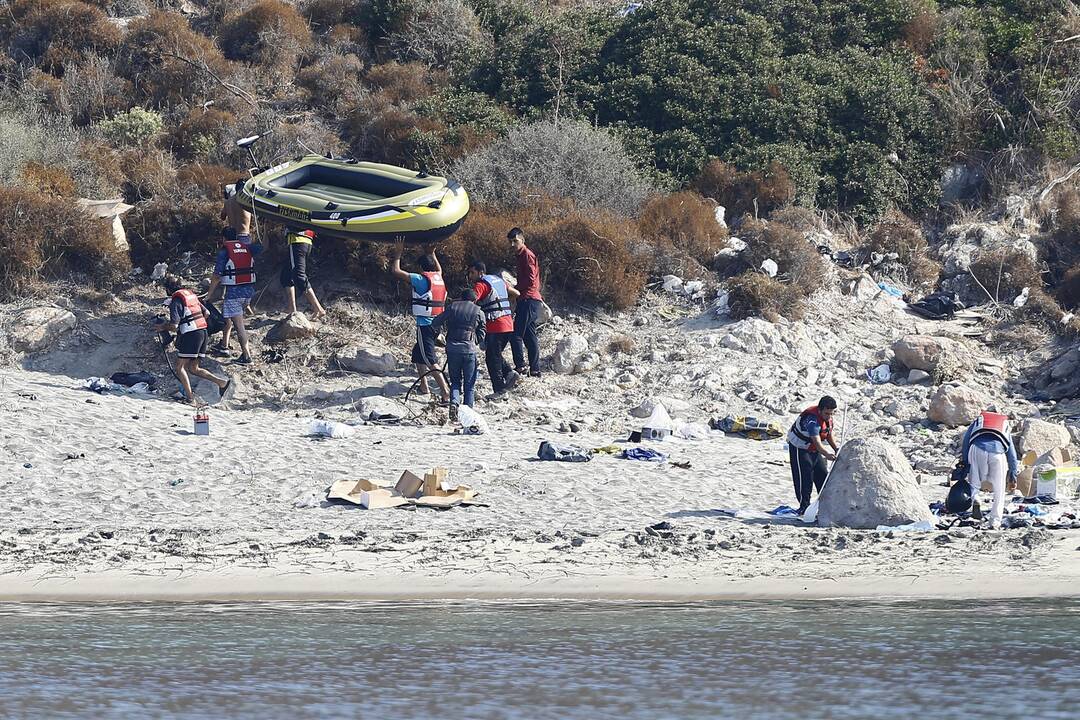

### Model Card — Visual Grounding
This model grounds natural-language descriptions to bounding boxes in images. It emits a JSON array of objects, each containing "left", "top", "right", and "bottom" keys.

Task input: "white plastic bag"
[
  {"left": 308, "top": 419, "right": 354, "bottom": 438},
  {"left": 457, "top": 404, "right": 489, "bottom": 435}
]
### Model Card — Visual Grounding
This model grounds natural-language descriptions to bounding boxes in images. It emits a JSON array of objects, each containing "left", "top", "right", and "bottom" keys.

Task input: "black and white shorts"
[{"left": 176, "top": 329, "right": 209, "bottom": 359}]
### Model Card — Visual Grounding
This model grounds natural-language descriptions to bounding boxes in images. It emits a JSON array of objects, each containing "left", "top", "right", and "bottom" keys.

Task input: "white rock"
[
  {"left": 662, "top": 275, "right": 683, "bottom": 293},
  {"left": 615, "top": 372, "right": 639, "bottom": 389},
  {"left": 714, "top": 205, "right": 726, "bottom": 228},
  {"left": 761, "top": 258, "right": 778, "bottom": 277},
  {"left": 629, "top": 396, "right": 690, "bottom": 419},
  {"left": 574, "top": 352, "right": 601, "bottom": 374},
  {"left": 266, "top": 312, "right": 317, "bottom": 342},
  {"left": 1015, "top": 419, "right": 1072, "bottom": 458},
  {"left": 338, "top": 346, "right": 397, "bottom": 375},
  {"left": 551, "top": 334, "right": 588, "bottom": 374},
  {"left": 358, "top": 396, "right": 404, "bottom": 420},
  {"left": 928, "top": 384, "right": 988, "bottom": 426},
  {"left": 817, "top": 438, "right": 935, "bottom": 529},
  {"left": 10, "top": 307, "right": 77, "bottom": 352},
  {"left": 907, "top": 369, "right": 931, "bottom": 384}
]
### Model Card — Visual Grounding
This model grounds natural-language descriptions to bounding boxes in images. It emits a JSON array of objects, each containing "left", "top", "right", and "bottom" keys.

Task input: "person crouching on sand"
[
  {"left": 153, "top": 275, "right": 233, "bottom": 405},
  {"left": 786, "top": 395, "right": 838, "bottom": 514}
]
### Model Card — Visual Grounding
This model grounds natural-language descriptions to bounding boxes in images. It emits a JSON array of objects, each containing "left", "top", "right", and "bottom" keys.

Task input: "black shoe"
[
  {"left": 514, "top": 367, "right": 527, "bottom": 376},
  {"left": 529, "top": 370, "right": 542, "bottom": 378},
  {"left": 210, "top": 344, "right": 230, "bottom": 358},
  {"left": 219, "top": 379, "right": 232, "bottom": 399},
  {"left": 503, "top": 370, "right": 520, "bottom": 391},
  {"left": 449, "top": 403, "right": 459, "bottom": 421},
  {"left": 234, "top": 355, "right": 252, "bottom": 365}
]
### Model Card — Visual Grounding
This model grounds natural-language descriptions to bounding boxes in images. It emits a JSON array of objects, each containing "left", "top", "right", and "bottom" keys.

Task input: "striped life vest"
[
  {"left": 787, "top": 406, "right": 833, "bottom": 454},
  {"left": 479, "top": 274, "right": 512, "bottom": 323},
  {"left": 172, "top": 289, "right": 207, "bottom": 335},
  {"left": 411, "top": 271, "right": 446, "bottom": 318}
]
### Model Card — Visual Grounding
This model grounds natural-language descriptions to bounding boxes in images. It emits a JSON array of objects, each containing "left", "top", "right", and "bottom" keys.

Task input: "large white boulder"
[
  {"left": 1015, "top": 418, "right": 1072, "bottom": 458},
  {"left": 265, "top": 312, "right": 317, "bottom": 342},
  {"left": 928, "top": 384, "right": 988, "bottom": 426},
  {"left": 817, "top": 438, "right": 934, "bottom": 529},
  {"left": 629, "top": 396, "right": 691, "bottom": 418},
  {"left": 891, "top": 335, "right": 957, "bottom": 374},
  {"left": 338, "top": 346, "right": 397, "bottom": 375},
  {"left": 551, "top": 334, "right": 588, "bottom": 374},
  {"left": 10, "top": 307, "right": 77, "bottom": 352}
]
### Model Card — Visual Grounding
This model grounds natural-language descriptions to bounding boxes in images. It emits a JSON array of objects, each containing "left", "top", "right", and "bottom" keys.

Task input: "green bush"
[{"left": 98, "top": 107, "right": 163, "bottom": 147}]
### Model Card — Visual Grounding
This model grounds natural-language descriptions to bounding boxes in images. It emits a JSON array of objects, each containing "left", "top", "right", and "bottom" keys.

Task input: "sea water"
[{"left": 0, "top": 599, "right": 1077, "bottom": 719}]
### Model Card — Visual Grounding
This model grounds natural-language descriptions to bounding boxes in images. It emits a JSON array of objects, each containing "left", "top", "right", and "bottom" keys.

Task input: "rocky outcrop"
[
  {"left": 551, "top": 334, "right": 588, "bottom": 374},
  {"left": 630, "top": 396, "right": 690, "bottom": 418},
  {"left": 1015, "top": 418, "right": 1072, "bottom": 458},
  {"left": 265, "top": 313, "right": 317, "bottom": 342},
  {"left": 928, "top": 384, "right": 988, "bottom": 426},
  {"left": 891, "top": 335, "right": 957, "bottom": 375},
  {"left": 337, "top": 346, "right": 397, "bottom": 375},
  {"left": 10, "top": 307, "right": 77, "bottom": 352},
  {"left": 817, "top": 438, "right": 934, "bottom": 529}
]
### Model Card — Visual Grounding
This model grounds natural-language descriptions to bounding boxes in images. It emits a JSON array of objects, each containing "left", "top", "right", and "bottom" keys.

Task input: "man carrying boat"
[
  {"left": 391, "top": 240, "right": 451, "bottom": 405},
  {"left": 221, "top": 177, "right": 252, "bottom": 241},
  {"left": 206, "top": 229, "right": 263, "bottom": 364},
  {"left": 281, "top": 230, "right": 327, "bottom": 320}
]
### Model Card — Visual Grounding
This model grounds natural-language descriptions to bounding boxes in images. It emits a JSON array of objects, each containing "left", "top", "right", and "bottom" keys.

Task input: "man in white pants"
[{"left": 960, "top": 410, "right": 1019, "bottom": 529}]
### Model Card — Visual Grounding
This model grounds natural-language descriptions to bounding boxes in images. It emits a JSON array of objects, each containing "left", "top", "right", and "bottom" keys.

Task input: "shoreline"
[{"left": 2, "top": 570, "right": 1079, "bottom": 602}]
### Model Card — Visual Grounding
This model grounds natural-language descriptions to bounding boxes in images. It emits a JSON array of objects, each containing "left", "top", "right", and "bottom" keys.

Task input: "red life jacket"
[
  {"left": 971, "top": 411, "right": 1010, "bottom": 446},
  {"left": 221, "top": 240, "right": 255, "bottom": 285},
  {"left": 411, "top": 271, "right": 446, "bottom": 318},
  {"left": 789, "top": 406, "right": 833, "bottom": 453},
  {"left": 172, "top": 289, "right": 207, "bottom": 334}
]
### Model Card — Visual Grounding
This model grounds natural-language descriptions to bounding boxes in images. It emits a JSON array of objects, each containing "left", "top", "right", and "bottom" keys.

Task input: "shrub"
[
  {"left": 2, "top": 0, "right": 122, "bottom": 76},
  {"left": 387, "top": 0, "right": 489, "bottom": 72},
  {"left": 21, "top": 162, "right": 77, "bottom": 197},
  {"left": 169, "top": 108, "right": 237, "bottom": 160},
  {"left": 365, "top": 61, "right": 439, "bottom": 104},
  {"left": 862, "top": 210, "right": 941, "bottom": 291},
  {"left": 0, "top": 186, "right": 129, "bottom": 298},
  {"left": 725, "top": 271, "right": 805, "bottom": 322},
  {"left": 126, "top": 197, "right": 222, "bottom": 267},
  {"left": 693, "top": 159, "right": 795, "bottom": 221},
  {"left": 117, "top": 11, "right": 234, "bottom": 108},
  {"left": 0, "top": 107, "right": 114, "bottom": 197},
  {"left": 451, "top": 120, "right": 652, "bottom": 217},
  {"left": 296, "top": 52, "right": 366, "bottom": 115},
  {"left": 175, "top": 163, "right": 240, "bottom": 200},
  {"left": 301, "top": 0, "right": 364, "bottom": 29},
  {"left": 969, "top": 247, "right": 1044, "bottom": 303},
  {"left": 637, "top": 191, "right": 728, "bottom": 270},
  {"left": 408, "top": 88, "right": 515, "bottom": 171},
  {"left": 98, "top": 107, "right": 163, "bottom": 147},
  {"left": 219, "top": 0, "right": 313, "bottom": 71},
  {"left": 735, "top": 218, "right": 827, "bottom": 298},
  {"left": 117, "top": 148, "right": 177, "bottom": 202},
  {"left": 58, "top": 55, "right": 133, "bottom": 125}
]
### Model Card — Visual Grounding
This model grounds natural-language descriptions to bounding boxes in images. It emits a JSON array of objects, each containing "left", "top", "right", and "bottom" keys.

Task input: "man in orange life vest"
[
  {"left": 391, "top": 239, "right": 450, "bottom": 404},
  {"left": 153, "top": 275, "right": 232, "bottom": 405},
  {"left": 467, "top": 261, "right": 520, "bottom": 395},
  {"left": 206, "top": 229, "right": 263, "bottom": 364},
  {"left": 786, "top": 396, "right": 839, "bottom": 515},
  {"left": 958, "top": 409, "right": 1019, "bottom": 529}
]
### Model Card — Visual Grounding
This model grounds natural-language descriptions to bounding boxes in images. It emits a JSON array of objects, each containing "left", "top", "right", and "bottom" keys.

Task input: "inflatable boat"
[{"left": 236, "top": 155, "right": 470, "bottom": 244}]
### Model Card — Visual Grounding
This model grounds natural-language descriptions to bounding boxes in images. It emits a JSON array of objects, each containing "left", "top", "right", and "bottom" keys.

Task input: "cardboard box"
[
  {"left": 1011, "top": 451, "right": 1039, "bottom": 497},
  {"left": 394, "top": 470, "right": 424, "bottom": 498},
  {"left": 423, "top": 467, "right": 449, "bottom": 497},
  {"left": 360, "top": 489, "right": 408, "bottom": 509},
  {"left": 327, "top": 478, "right": 390, "bottom": 504}
]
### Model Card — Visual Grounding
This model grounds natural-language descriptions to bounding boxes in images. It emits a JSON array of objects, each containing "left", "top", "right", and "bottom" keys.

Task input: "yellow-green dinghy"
[{"left": 237, "top": 155, "right": 470, "bottom": 244}]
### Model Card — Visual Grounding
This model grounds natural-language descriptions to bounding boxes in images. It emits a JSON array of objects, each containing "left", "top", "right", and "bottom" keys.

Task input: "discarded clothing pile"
[
  {"left": 538, "top": 441, "right": 591, "bottom": 462},
  {"left": 710, "top": 415, "right": 783, "bottom": 440},
  {"left": 906, "top": 291, "right": 965, "bottom": 320},
  {"left": 621, "top": 447, "right": 667, "bottom": 462},
  {"left": 83, "top": 377, "right": 154, "bottom": 395}
]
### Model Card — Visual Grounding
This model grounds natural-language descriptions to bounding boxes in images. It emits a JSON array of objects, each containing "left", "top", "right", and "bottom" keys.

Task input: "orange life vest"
[
  {"left": 971, "top": 411, "right": 1010, "bottom": 446},
  {"left": 789, "top": 406, "right": 833, "bottom": 454},
  {"left": 172, "top": 289, "right": 207, "bottom": 334},
  {"left": 411, "top": 271, "right": 446, "bottom": 318}
]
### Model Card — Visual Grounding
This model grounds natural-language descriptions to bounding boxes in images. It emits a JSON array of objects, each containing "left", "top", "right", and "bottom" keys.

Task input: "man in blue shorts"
[
  {"left": 390, "top": 239, "right": 450, "bottom": 404},
  {"left": 206, "top": 229, "right": 263, "bottom": 365}
]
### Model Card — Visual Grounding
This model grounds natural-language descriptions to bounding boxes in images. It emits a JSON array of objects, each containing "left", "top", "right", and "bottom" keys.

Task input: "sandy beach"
[{"left": 3, "top": 279, "right": 1078, "bottom": 604}]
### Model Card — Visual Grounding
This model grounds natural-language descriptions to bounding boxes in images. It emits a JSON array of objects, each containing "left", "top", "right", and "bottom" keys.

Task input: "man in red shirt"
[
  {"left": 508, "top": 227, "right": 543, "bottom": 377},
  {"left": 467, "top": 261, "right": 521, "bottom": 394}
]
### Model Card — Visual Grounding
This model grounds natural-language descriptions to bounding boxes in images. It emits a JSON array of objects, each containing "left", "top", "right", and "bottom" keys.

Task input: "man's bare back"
[{"left": 221, "top": 192, "right": 252, "bottom": 236}]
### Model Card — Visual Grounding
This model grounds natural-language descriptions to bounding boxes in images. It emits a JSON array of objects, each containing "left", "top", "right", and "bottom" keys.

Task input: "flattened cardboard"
[
  {"left": 327, "top": 478, "right": 390, "bottom": 504},
  {"left": 413, "top": 495, "right": 462, "bottom": 508},
  {"left": 361, "top": 489, "right": 408, "bottom": 509},
  {"left": 395, "top": 470, "right": 424, "bottom": 498}
]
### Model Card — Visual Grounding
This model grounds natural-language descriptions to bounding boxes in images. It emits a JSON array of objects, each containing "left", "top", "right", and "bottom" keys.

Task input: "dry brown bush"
[
  {"left": 118, "top": 11, "right": 234, "bottom": 108},
  {"left": 768, "top": 205, "right": 822, "bottom": 233},
  {"left": 969, "top": 248, "right": 1044, "bottom": 302},
  {"left": 297, "top": 52, "right": 366, "bottom": 115},
  {"left": 219, "top": 1, "right": 313, "bottom": 71},
  {"left": 901, "top": 3, "right": 939, "bottom": 56},
  {"left": 58, "top": 55, "right": 133, "bottom": 125},
  {"left": 126, "top": 198, "right": 221, "bottom": 267},
  {"left": 1, "top": 0, "right": 121, "bottom": 76},
  {"left": 863, "top": 209, "right": 941, "bottom": 291},
  {"left": 344, "top": 95, "right": 441, "bottom": 165},
  {"left": 638, "top": 191, "right": 728, "bottom": 269},
  {"left": 607, "top": 335, "right": 636, "bottom": 355},
  {"left": 693, "top": 159, "right": 795, "bottom": 221},
  {"left": 1039, "top": 188, "right": 1080, "bottom": 310},
  {"left": 21, "top": 162, "right": 77, "bottom": 196},
  {"left": 117, "top": 149, "right": 177, "bottom": 203},
  {"left": 302, "top": 0, "right": 364, "bottom": 29},
  {"left": 175, "top": 163, "right": 239, "bottom": 200},
  {"left": 364, "top": 61, "right": 439, "bottom": 104},
  {"left": 169, "top": 108, "right": 237, "bottom": 160},
  {"left": 726, "top": 271, "right": 805, "bottom": 322},
  {"left": 1056, "top": 265, "right": 1080, "bottom": 310},
  {"left": 736, "top": 218, "right": 827, "bottom": 296},
  {"left": 0, "top": 186, "right": 129, "bottom": 297}
]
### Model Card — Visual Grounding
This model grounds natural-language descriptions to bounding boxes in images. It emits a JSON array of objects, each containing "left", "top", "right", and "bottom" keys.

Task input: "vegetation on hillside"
[{"left": 0, "top": 0, "right": 1077, "bottom": 321}]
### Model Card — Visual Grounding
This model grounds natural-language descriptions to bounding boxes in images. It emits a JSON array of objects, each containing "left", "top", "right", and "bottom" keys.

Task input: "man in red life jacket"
[
  {"left": 205, "top": 229, "right": 263, "bottom": 364},
  {"left": 153, "top": 275, "right": 232, "bottom": 405},
  {"left": 786, "top": 396, "right": 839, "bottom": 515},
  {"left": 467, "top": 260, "right": 520, "bottom": 395},
  {"left": 391, "top": 239, "right": 450, "bottom": 404}
]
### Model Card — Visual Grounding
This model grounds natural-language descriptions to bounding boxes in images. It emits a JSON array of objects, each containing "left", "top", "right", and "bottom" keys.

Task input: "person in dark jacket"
[{"left": 429, "top": 288, "right": 487, "bottom": 418}]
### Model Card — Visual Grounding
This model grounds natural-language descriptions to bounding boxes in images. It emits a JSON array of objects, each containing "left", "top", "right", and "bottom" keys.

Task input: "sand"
[{"left": 2, "top": 365, "right": 1078, "bottom": 602}]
